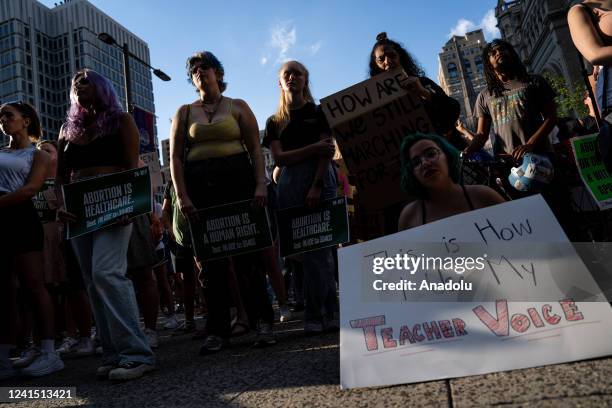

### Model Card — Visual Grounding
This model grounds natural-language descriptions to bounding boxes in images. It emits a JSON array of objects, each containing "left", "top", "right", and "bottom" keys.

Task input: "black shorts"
[{"left": 0, "top": 194, "right": 44, "bottom": 255}]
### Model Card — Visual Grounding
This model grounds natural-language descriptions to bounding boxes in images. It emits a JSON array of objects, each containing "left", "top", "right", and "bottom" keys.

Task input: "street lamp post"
[{"left": 97, "top": 32, "right": 170, "bottom": 113}]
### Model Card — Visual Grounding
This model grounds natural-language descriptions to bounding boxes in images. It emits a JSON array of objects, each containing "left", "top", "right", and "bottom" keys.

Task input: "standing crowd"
[{"left": 1, "top": 0, "right": 611, "bottom": 382}]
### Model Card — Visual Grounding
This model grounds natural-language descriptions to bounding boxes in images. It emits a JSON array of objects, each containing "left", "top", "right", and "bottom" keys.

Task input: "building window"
[{"left": 448, "top": 62, "right": 458, "bottom": 79}]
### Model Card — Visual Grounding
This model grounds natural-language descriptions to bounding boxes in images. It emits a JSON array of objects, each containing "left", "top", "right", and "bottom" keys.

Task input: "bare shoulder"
[
  {"left": 33, "top": 148, "right": 50, "bottom": 164},
  {"left": 465, "top": 184, "right": 506, "bottom": 208},
  {"left": 231, "top": 98, "right": 253, "bottom": 114},
  {"left": 118, "top": 112, "right": 136, "bottom": 125},
  {"left": 398, "top": 200, "right": 420, "bottom": 231}
]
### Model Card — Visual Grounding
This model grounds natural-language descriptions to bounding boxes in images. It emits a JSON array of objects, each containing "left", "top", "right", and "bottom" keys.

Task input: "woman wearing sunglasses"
[
  {"left": 398, "top": 133, "right": 505, "bottom": 230},
  {"left": 56, "top": 69, "right": 155, "bottom": 381},
  {"left": 170, "top": 51, "right": 275, "bottom": 354}
]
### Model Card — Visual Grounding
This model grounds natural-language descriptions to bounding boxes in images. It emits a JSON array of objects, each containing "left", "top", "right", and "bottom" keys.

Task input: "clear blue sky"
[{"left": 41, "top": 0, "right": 500, "bottom": 158}]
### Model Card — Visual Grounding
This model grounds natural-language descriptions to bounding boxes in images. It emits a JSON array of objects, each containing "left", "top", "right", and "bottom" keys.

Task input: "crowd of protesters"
[{"left": 1, "top": 3, "right": 611, "bottom": 381}]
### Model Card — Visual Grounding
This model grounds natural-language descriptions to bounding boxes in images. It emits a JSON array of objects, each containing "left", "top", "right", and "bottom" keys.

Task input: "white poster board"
[{"left": 339, "top": 195, "right": 612, "bottom": 389}]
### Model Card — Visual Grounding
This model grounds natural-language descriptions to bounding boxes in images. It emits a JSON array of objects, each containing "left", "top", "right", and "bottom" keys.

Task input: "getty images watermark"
[{"left": 371, "top": 253, "right": 487, "bottom": 292}]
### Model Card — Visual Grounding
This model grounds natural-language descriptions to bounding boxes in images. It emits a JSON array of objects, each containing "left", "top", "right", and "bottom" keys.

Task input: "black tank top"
[
  {"left": 421, "top": 184, "right": 475, "bottom": 225},
  {"left": 63, "top": 131, "right": 124, "bottom": 170}
]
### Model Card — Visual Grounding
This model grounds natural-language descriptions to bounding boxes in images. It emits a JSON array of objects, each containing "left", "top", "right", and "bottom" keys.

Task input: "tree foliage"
[{"left": 543, "top": 73, "right": 588, "bottom": 118}]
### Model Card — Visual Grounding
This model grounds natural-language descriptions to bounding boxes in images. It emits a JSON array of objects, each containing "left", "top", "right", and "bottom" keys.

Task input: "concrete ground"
[{"left": 3, "top": 316, "right": 612, "bottom": 408}]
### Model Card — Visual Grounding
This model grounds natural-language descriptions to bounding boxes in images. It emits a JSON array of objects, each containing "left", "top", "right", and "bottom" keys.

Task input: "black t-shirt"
[{"left": 263, "top": 102, "right": 330, "bottom": 151}]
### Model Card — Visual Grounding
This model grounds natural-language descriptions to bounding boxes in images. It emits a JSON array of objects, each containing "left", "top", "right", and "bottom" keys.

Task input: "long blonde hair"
[{"left": 273, "top": 60, "right": 315, "bottom": 133}]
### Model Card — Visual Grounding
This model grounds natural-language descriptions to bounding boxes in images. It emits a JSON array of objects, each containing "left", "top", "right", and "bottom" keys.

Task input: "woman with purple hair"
[{"left": 56, "top": 69, "right": 155, "bottom": 381}]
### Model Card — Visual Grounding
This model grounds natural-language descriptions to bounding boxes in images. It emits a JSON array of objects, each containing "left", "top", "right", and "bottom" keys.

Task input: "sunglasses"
[{"left": 190, "top": 64, "right": 212, "bottom": 75}]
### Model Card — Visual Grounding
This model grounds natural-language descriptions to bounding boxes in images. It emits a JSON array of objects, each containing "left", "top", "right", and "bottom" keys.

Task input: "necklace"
[{"left": 200, "top": 95, "right": 224, "bottom": 124}]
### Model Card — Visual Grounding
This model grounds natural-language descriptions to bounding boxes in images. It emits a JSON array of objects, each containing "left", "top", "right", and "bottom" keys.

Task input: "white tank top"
[{"left": 0, "top": 146, "right": 36, "bottom": 193}]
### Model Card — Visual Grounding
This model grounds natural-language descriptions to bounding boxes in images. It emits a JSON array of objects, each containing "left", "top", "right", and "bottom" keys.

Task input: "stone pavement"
[{"left": 3, "top": 317, "right": 612, "bottom": 408}]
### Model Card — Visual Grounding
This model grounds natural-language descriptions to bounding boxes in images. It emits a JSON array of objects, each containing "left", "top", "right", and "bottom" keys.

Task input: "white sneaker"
[
  {"left": 74, "top": 338, "right": 95, "bottom": 357},
  {"left": 12, "top": 346, "right": 41, "bottom": 369},
  {"left": 108, "top": 361, "right": 155, "bottom": 381},
  {"left": 20, "top": 351, "right": 64, "bottom": 377},
  {"left": 279, "top": 305, "right": 292, "bottom": 322},
  {"left": 56, "top": 337, "right": 79, "bottom": 355},
  {"left": 144, "top": 329, "right": 159, "bottom": 349},
  {"left": 163, "top": 315, "right": 180, "bottom": 330}
]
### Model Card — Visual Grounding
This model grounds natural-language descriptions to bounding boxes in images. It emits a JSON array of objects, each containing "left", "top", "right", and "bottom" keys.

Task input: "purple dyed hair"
[{"left": 62, "top": 69, "right": 124, "bottom": 143}]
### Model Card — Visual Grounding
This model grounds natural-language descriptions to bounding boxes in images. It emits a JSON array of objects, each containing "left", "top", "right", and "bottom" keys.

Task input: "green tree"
[{"left": 543, "top": 73, "right": 588, "bottom": 118}]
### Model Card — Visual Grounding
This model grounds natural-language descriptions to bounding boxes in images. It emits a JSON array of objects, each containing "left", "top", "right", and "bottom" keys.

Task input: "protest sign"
[
  {"left": 33, "top": 179, "right": 57, "bottom": 223},
  {"left": 62, "top": 168, "right": 152, "bottom": 239},
  {"left": 320, "top": 69, "right": 433, "bottom": 210},
  {"left": 140, "top": 151, "right": 163, "bottom": 191},
  {"left": 276, "top": 197, "right": 349, "bottom": 257},
  {"left": 189, "top": 199, "right": 272, "bottom": 261},
  {"left": 339, "top": 195, "right": 612, "bottom": 389},
  {"left": 571, "top": 134, "right": 612, "bottom": 210}
]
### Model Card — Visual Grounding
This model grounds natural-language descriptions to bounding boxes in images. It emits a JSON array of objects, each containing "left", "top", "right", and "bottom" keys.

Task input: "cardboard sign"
[
  {"left": 189, "top": 199, "right": 273, "bottom": 261},
  {"left": 321, "top": 70, "right": 432, "bottom": 210},
  {"left": 571, "top": 134, "right": 612, "bottom": 210},
  {"left": 62, "top": 168, "right": 152, "bottom": 239},
  {"left": 140, "top": 151, "right": 163, "bottom": 191},
  {"left": 276, "top": 197, "right": 349, "bottom": 257},
  {"left": 33, "top": 179, "right": 57, "bottom": 223},
  {"left": 339, "top": 195, "right": 612, "bottom": 389}
]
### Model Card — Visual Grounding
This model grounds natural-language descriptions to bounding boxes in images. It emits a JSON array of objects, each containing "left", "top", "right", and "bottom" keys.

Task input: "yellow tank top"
[{"left": 186, "top": 99, "right": 244, "bottom": 161}]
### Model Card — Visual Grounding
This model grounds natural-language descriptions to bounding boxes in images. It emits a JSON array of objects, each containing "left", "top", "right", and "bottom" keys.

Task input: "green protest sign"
[
  {"left": 189, "top": 199, "right": 273, "bottom": 261},
  {"left": 571, "top": 134, "right": 612, "bottom": 210},
  {"left": 33, "top": 179, "right": 57, "bottom": 223},
  {"left": 276, "top": 197, "right": 349, "bottom": 257},
  {"left": 62, "top": 168, "right": 152, "bottom": 239}
]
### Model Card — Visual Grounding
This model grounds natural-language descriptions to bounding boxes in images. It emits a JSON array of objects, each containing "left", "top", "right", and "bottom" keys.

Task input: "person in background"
[
  {"left": 0, "top": 101, "right": 63, "bottom": 379},
  {"left": 368, "top": 32, "right": 461, "bottom": 235},
  {"left": 56, "top": 69, "right": 155, "bottom": 381}
]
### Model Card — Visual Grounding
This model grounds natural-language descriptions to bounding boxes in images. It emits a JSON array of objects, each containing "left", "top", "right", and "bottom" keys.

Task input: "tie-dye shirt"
[{"left": 476, "top": 75, "right": 555, "bottom": 155}]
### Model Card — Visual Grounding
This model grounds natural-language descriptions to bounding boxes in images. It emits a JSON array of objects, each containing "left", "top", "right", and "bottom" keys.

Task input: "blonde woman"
[{"left": 263, "top": 60, "right": 338, "bottom": 334}]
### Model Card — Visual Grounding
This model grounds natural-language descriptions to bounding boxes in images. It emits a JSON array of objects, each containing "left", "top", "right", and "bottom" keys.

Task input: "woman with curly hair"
[{"left": 56, "top": 69, "right": 155, "bottom": 381}]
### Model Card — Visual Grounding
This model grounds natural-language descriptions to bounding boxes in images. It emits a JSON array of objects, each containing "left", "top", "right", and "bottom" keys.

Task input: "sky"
[{"left": 39, "top": 0, "right": 500, "bottom": 161}]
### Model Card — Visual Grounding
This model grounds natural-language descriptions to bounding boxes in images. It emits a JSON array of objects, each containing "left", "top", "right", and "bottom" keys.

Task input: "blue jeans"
[{"left": 71, "top": 224, "right": 155, "bottom": 366}]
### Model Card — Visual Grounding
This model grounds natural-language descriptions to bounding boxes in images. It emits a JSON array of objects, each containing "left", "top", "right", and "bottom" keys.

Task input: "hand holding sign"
[
  {"left": 398, "top": 72, "right": 431, "bottom": 102},
  {"left": 253, "top": 183, "right": 268, "bottom": 207}
]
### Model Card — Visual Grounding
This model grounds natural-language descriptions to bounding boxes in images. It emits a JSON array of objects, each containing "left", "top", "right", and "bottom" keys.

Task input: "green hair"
[{"left": 399, "top": 133, "right": 461, "bottom": 198}]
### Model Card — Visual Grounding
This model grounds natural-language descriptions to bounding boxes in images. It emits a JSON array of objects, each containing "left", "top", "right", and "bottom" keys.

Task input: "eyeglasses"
[{"left": 410, "top": 147, "right": 442, "bottom": 169}]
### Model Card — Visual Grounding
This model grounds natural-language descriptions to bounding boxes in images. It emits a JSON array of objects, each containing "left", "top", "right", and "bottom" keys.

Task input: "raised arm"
[{"left": 568, "top": 5, "right": 612, "bottom": 65}]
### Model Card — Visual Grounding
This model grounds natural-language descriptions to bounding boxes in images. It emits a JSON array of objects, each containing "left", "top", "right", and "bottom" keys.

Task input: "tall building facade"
[
  {"left": 495, "top": 0, "right": 582, "bottom": 89},
  {"left": 0, "top": 0, "right": 156, "bottom": 143},
  {"left": 438, "top": 29, "right": 487, "bottom": 129}
]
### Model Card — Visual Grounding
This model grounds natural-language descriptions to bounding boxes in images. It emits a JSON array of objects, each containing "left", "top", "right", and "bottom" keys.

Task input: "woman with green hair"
[{"left": 398, "top": 133, "right": 505, "bottom": 230}]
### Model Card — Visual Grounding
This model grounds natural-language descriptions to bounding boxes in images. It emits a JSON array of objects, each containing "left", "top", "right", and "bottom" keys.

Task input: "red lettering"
[
  {"left": 510, "top": 313, "right": 531, "bottom": 333},
  {"left": 473, "top": 300, "right": 509, "bottom": 336},
  {"left": 381, "top": 327, "right": 397, "bottom": 348},
  {"left": 559, "top": 300, "right": 584, "bottom": 321},
  {"left": 422, "top": 322, "right": 442, "bottom": 340},
  {"left": 438, "top": 320, "right": 454, "bottom": 338},
  {"left": 350, "top": 315, "right": 386, "bottom": 351},
  {"left": 542, "top": 304, "right": 561, "bottom": 325},
  {"left": 452, "top": 318, "right": 468, "bottom": 336},
  {"left": 527, "top": 308, "right": 545, "bottom": 328}
]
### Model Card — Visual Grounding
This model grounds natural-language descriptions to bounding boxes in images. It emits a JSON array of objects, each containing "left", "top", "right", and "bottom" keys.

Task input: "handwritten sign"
[
  {"left": 321, "top": 69, "right": 432, "bottom": 210},
  {"left": 276, "top": 197, "right": 349, "bottom": 257},
  {"left": 339, "top": 195, "right": 612, "bottom": 389},
  {"left": 62, "top": 168, "right": 152, "bottom": 239},
  {"left": 571, "top": 134, "right": 612, "bottom": 210},
  {"left": 189, "top": 199, "right": 273, "bottom": 261}
]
